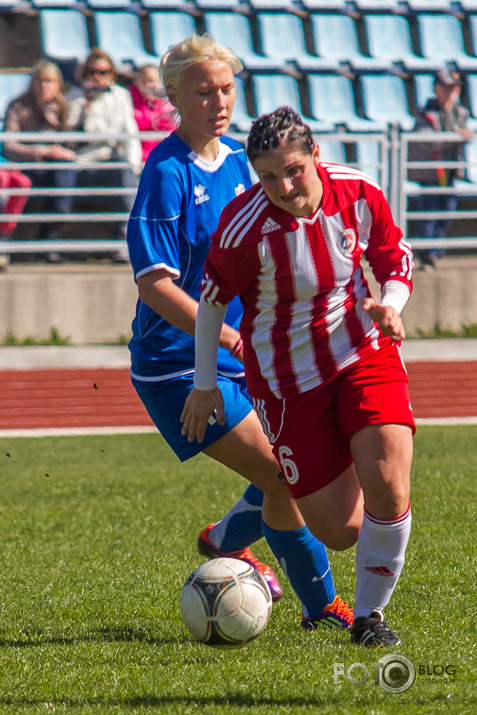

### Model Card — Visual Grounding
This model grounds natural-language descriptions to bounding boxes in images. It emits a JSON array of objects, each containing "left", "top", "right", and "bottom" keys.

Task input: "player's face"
[
  {"left": 253, "top": 142, "right": 322, "bottom": 217},
  {"left": 170, "top": 60, "right": 236, "bottom": 142}
]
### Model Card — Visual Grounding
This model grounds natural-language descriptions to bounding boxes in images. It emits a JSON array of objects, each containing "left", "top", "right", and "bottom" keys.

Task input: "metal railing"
[{"left": 1, "top": 128, "right": 476, "bottom": 256}]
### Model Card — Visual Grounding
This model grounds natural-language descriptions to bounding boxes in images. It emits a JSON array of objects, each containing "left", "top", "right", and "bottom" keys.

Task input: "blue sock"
[
  {"left": 261, "top": 520, "right": 335, "bottom": 618},
  {"left": 209, "top": 484, "right": 264, "bottom": 552}
]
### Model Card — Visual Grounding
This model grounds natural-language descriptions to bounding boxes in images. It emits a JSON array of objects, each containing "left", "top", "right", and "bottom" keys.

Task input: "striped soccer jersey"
[{"left": 201, "top": 162, "right": 413, "bottom": 400}]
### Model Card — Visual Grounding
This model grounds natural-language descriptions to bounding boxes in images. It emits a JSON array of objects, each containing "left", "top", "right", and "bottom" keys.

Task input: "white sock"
[{"left": 354, "top": 504, "right": 412, "bottom": 619}]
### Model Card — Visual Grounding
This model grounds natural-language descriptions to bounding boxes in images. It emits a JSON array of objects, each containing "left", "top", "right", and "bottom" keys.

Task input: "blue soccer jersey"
[{"left": 127, "top": 132, "right": 252, "bottom": 381}]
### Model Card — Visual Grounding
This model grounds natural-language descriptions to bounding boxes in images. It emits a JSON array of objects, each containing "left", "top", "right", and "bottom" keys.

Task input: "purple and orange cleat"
[{"left": 198, "top": 524, "right": 283, "bottom": 602}]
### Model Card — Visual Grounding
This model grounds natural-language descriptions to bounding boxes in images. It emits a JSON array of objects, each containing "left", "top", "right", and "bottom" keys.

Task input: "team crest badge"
[
  {"left": 337, "top": 228, "right": 357, "bottom": 256},
  {"left": 235, "top": 183, "right": 245, "bottom": 196}
]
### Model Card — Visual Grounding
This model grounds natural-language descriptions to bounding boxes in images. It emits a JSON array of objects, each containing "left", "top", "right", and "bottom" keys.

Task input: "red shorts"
[{"left": 253, "top": 340, "right": 415, "bottom": 499}]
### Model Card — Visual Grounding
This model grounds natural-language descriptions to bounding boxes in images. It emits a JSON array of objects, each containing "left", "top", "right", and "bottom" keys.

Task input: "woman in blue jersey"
[{"left": 127, "top": 34, "right": 355, "bottom": 631}]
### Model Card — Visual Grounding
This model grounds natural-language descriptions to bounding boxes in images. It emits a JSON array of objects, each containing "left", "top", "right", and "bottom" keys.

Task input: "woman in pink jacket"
[{"left": 128, "top": 64, "right": 177, "bottom": 162}]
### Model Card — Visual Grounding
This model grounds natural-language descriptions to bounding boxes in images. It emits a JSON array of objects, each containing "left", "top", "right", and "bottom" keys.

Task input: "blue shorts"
[{"left": 132, "top": 373, "right": 253, "bottom": 462}]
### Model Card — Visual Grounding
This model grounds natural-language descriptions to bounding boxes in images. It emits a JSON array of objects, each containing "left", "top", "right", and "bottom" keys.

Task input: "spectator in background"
[
  {"left": 409, "top": 69, "right": 474, "bottom": 271},
  {"left": 67, "top": 48, "right": 142, "bottom": 261},
  {"left": 0, "top": 160, "right": 32, "bottom": 269},
  {"left": 2, "top": 60, "right": 77, "bottom": 252},
  {"left": 128, "top": 64, "right": 177, "bottom": 162}
]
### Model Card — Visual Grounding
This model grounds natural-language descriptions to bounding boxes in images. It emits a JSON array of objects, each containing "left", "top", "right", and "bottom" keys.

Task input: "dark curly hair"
[{"left": 246, "top": 106, "right": 314, "bottom": 165}]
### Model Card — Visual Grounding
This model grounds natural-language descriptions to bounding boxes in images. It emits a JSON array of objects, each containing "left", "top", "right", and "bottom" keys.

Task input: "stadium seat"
[
  {"left": 414, "top": 73, "right": 435, "bottom": 107},
  {"left": 467, "top": 16, "right": 477, "bottom": 64},
  {"left": 317, "top": 139, "right": 346, "bottom": 164},
  {"left": 307, "top": 74, "right": 376, "bottom": 133},
  {"left": 203, "top": 13, "right": 281, "bottom": 71},
  {"left": 251, "top": 74, "right": 335, "bottom": 133},
  {"left": 40, "top": 9, "right": 90, "bottom": 65},
  {"left": 463, "top": 73, "right": 477, "bottom": 130},
  {"left": 309, "top": 14, "right": 390, "bottom": 73},
  {"left": 417, "top": 14, "right": 477, "bottom": 73},
  {"left": 230, "top": 75, "right": 254, "bottom": 133},
  {"left": 87, "top": 0, "right": 131, "bottom": 7},
  {"left": 195, "top": 0, "right": 243, "bottom": 8},
  {"left": 406, "top": 0, "right": 454, "bottom": 10},
  {"left": 249, "top": 0, "right": 298, "bottom": 8},
  {"left": 354, "top": 0, "right": 405, "bottom": 9},
  {"left": 359, "top": 74, "right": 415, "bottom": 131},
  {"left": 149, "top": 12, "right": 197, "bottom": 59},
  {"left": 93, "top": 11, "right": 160, "bottom": 71},
  {"left": 454, "top": 138, "right": 477, "bottom": 194},
  {"left": 301, "top": 0, "right": 347, "bottom": 8},
  {"left": 256, "top": 12, "right": 341, "bottom": 72},
  {"left": 32, "top": 0, "right": 81, "bottom": 7},
  {"left": 141, "top": 0, "right": 191, "bottom": 7},
  {"left": 0, "top": 73, "right": 30, "bottom": 122},
  {"left": 363, "top": 14, "right": 441, "bottom": 73},
  {"left": 355, "top": 138, "right": 383, "bottom": 185}
]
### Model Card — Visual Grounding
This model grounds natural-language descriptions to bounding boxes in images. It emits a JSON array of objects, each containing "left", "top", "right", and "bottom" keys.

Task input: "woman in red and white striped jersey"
[{"left": 182, "top": 106, "right": 415, "bottom": 648}]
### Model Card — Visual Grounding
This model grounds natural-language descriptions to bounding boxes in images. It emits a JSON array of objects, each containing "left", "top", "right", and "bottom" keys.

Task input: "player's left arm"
[{"left": 363, "top": 187, "right": 413, "bottom": 341}]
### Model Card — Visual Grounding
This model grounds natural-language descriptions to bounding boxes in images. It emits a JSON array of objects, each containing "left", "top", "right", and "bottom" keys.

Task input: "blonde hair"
[
  {"left": 25, "top": 60, "right": 69, "bottom": 128},
  {"left": 160, "top": 33, "right": 242, "bottom": 101}
]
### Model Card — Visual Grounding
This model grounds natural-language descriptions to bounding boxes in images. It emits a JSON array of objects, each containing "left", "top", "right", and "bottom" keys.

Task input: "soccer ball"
[{"left": 180, "top": 557, "right": 273, "bottom": 649}]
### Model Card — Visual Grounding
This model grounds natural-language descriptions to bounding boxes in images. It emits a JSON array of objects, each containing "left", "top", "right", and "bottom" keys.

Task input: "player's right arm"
[
  {"left": 137, "top": 269, "right": 241, "bottom": 355},
  {"left": 180, "top": 298, "right": 228, "bottom": 443}
]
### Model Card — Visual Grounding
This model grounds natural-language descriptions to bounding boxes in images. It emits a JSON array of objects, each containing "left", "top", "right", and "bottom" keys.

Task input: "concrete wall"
[{"left": 0, "top": 259, "right": 476, "bottom": 345}]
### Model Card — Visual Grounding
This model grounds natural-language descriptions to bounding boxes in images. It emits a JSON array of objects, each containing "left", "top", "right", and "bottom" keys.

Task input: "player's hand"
[
  {"left": 363, "top": 297, "right": 406, "bottom": 341},
  {"left": 180, "top": 387, "right": 225, "bottom": 443}
]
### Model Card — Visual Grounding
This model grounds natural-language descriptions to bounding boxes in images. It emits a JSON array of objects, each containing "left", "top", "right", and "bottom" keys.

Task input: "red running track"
[{"left": 0, "top": 362, "right": 476, "bottom": 430}]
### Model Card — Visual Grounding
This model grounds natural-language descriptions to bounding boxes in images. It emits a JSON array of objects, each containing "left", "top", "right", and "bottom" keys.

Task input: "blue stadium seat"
[
  {"left": 307, "top": 74, "right": 376, "bottom": 133},
  {"left": 407, "top": 0, "right": 454, "bottom": 10},
  {"left": 454, "top": 138, "right": 477, "bottom": 193},
  {"left": 413, "top": 73, "right": 435, "bottom": 107},
  {"left": 40, "top": 9, "right": 90, "bottom": 65},
  {"left": 141, "top": 0, "right": 191, "bottom": 7},
  {"left": 195, "top": 0, "right": 244, "bottom": 8},
  {"left": 359, "top": 74, "right": 415, "bottom": 131},
  {"left": 93, "top": 11, "right": 160, "bottom": 71},
  {"left": 463, "top": 73, "right": 477, "bottom": 130},
  {"left": 203, "top": 13, "right": 281, "bottom": 71},
  {"left": 231, "top": 75, "right": 254, "bottom": 133},
  {"left": 249, "top": 0, "right": 298, "bottom": 8},
  {"left": 317, "top": 139, "right": 346, "bottom": 164},
  {"left": 363, "top": 14, "right": 441, "bottom": 73},
  {"left": 257, "top": 12, "right": 341, "bottom": 72},
  {"left": 32, "top": 0, "right": 81, "bottom": 7},
  {"left": 354, "top": 0, "right": 405, "bottom": 9},
  {"left": 417, "top": 14, "right": 477, "bottom": 73},
  {"left": 310, "top": 14, "right": 390, "bottom": 73},
  {"left": 355, "top": 138, "right": 383, "bottom": 185},
  {"left": 0, "top": 73, "right": 31, "bottom": 122},
  {"left": 87, "top": 0, "right": 132, "bottom": 7},
  {"left": 301, "top": 0, "right": 347, "bottom": 9},
  {"left": 149, "top": 12, "right": 197, "bottom": 59},
  {"left": 251, "top": 74, "right": 335, "bottom": 133}
]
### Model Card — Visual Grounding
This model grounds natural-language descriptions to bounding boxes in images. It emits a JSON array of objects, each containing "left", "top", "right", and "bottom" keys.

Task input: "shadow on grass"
[
  {"left": 0, "top": 624, "right": 178, "bottom": 648},
  {"left": 0, "top": 694, "right": 343, "bottom": 708}
]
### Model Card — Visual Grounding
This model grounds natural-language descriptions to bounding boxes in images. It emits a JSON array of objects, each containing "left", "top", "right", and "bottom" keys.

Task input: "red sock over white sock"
[{"left": 354, "top": 504, "right": 412, "bottom": 619}]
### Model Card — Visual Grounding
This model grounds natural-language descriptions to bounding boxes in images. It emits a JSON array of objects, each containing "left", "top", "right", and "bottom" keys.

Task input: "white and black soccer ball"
[{"left": 180, "top": 557, "right": 273, "bottom": 649}]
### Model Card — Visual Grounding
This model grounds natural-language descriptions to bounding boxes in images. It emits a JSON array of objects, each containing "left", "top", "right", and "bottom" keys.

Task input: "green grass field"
[{"left": 0, "top": 426, "right": 475, "bottom": 714}]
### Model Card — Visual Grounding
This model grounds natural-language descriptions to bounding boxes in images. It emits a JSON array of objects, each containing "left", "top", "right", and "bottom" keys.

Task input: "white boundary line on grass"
[{"left": 0, "top": 418, "right": 476, "bottom": 439}]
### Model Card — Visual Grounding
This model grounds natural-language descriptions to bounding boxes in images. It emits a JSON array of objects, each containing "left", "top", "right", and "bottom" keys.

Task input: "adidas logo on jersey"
[
  {"left": 194, "top": 184, "right": 210, "bottom": 205},
  {"left": 261, "top": 217, "right": 281, "bottom": 234},
  {"left": 235, "top": 183, "right": 245, "bottom": 196}
]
